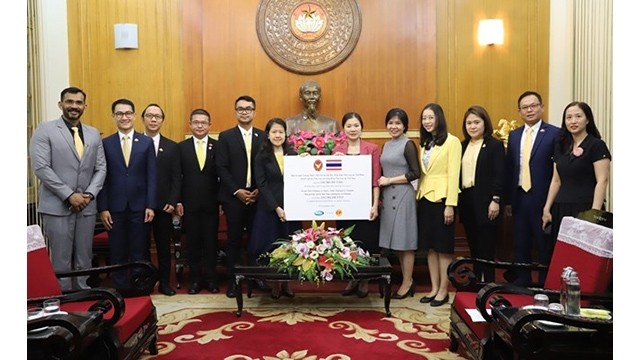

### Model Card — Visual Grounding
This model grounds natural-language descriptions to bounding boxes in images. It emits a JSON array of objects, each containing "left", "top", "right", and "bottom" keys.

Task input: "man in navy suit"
[
  {"left": 98, "top": 98, "right": 157, "bottom": 289},
  {"left": 176, "top": 109, "right": 221, "bottom": 294},
  {"left": 142, "top": 103, "right": 181, "bottom": 296},
  {"left": 216, "top": 95, "right": 267, "bottom": 298},
  {"left": 505, "top": 91, "right": 560, "bottom": 286}
]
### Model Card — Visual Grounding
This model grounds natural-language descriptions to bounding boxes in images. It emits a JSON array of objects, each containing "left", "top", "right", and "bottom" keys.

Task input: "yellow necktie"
[
  {"left": 197, "top": 139, "right": 205, "bottom": 170},
  {"left": 521, "top": 127, "right": 533, "bottom": 191},
  {"left": 244, "top": 131, "right": 252, "bottom": 187},
  {"left": 71, "top": 126, "right": 83, "bottom": 159},
  {"left": 122, "top": 135, "right": 131, "bottom": 167}
]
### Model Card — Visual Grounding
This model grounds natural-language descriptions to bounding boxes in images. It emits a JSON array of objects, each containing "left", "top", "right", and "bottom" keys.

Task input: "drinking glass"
[
  {"left": 533, "top": 294, "right": 549, "bottom": 308},
  {"left": 43, "top": 299, "right": 61, "bottom": 315},
  {"left": 27, "top": 307, "right": 44, "bottom": 321}
]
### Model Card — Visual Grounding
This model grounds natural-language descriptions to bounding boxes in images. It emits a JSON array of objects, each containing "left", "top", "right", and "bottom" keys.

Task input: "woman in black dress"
[
  {"left": 249, "top": 118, "right": 302, "bottom": 298},
  {"left": 542, "top": 101, "right": 611, "bottom": 241}
]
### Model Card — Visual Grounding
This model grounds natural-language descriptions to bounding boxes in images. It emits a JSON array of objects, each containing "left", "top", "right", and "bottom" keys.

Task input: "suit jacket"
[
  {"left": 459, "top": 135, "right": 505, "bottom": 224},
  {"left": 155, "top": 135, "right": 181, "bottom": 210},
  {"left": 332, "top": 140, "right": 381, "bottom": 187},
  {"left": 97, "top": 131, "right": 157, "bottom": 212},
  {"left": 29, "top": 118, "right": 107, "bottom": 216},
  {"left": 505, "top": 121, "right": 560, "bottom": 210},
  {"left": 178, "top": 136, "right": 219, "bottom": 212},
  {"left": 254, "top": 149, "right": 296, "bottom": 212},
  {"left": 416, "top": 133, "right": 462, "bottom": 206},
  {"left": 216, "top": 126, "right": 266, "bottom": 203}
]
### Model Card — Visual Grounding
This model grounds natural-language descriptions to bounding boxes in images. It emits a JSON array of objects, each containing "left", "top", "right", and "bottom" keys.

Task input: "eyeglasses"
[
  {"left": 520, "top": 103, "right": 541, "bottom": 111},
  {"left": 235, "top": 107, "right": 255, "bottom": 113},
  {"left": 190, "top": 121, "right": 210, "bottom": 126},
  {"left": 144, "top": 113, "right": 164, "bottom": 120},
  {"left": 114, "top": 111, "right": 134, "bottom": 118}
]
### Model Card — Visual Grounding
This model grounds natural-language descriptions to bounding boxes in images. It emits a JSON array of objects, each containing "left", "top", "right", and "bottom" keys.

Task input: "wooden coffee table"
[{"left": 234, "top": 256, "right": 393, "bottom": 317}]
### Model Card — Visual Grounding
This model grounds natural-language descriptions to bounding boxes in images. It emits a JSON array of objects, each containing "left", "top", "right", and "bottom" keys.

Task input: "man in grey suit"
[{"left": 29, "top": 86, "right": 107, "bottom": 291}]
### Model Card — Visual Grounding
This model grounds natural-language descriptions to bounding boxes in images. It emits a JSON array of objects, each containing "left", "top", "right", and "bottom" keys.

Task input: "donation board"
[{"left": 284, "top": 155, "right": 371, "bottom": 221}]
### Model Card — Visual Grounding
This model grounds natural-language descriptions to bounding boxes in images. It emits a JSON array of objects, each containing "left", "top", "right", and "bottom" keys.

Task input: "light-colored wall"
[{"left": 36, "top": 0, "right": 69, "bottom": 121}]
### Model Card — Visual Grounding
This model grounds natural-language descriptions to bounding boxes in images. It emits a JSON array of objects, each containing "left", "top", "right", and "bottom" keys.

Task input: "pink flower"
[
  {"left": 573, "top": 147, "right": 584, "bottom": 157},
  {"left": 312, "top": 136, "right": 326, "bottom": 149}
]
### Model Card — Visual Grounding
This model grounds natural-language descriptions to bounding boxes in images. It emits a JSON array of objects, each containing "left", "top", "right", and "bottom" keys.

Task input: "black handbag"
[{"left": 576, "top": 209, "right": 613, "bottom": 229}]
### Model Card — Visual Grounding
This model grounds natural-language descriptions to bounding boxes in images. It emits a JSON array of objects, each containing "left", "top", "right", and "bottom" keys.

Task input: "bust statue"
[{"left": 286, "top": 80, "right": 339, "bottom": 136}]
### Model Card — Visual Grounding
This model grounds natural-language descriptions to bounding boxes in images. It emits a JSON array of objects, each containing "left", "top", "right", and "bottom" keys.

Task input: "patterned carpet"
[{"left": 140, "top": 291, "right": 465, "bottom": 360}]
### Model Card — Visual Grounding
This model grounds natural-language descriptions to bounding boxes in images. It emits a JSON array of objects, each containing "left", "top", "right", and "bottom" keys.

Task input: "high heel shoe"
[
  {"left": 342, "top": 280, "right": 359, "bottom": 296},
  {"left": 280, "top": 283, "right": 295, "bottom": 298},
  {"left": 419, "top": 294, "right": 436, "bottom": 303},
  {"left": 391, "top": 280, "right": 415, "bottom": 299},
  {"left": 430, "top": 294, "right": 450, "bottom": 307}
]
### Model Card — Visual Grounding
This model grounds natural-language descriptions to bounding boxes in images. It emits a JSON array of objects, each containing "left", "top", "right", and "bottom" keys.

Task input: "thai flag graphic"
[{"left": 325, "top": 159, "right": 342, "bottom": 171}]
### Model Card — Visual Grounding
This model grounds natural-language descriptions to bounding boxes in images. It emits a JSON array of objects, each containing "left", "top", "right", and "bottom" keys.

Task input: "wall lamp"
[
  {"left": 114, "top": 23, "right": 138, "bottom": 49},
  {"left": 478, "top": 19, "right": 504, "bottom": 46}
]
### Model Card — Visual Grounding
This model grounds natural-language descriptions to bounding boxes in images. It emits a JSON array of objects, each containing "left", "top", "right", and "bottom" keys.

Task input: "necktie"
[
  {"left": 122, "top": 135, "right": 131, "bottom": 167},
  {"left": 196, "top": 140, "right": 205, "bottom": 170},
  {"left": 71, "top": 126, "right": 83, "bottom": 159},
  {"left": 243, "top": 131, "right": 252, "bottom": 187},
  {"left": 521, "top": 127, "right": 533, "bottom": 191}
]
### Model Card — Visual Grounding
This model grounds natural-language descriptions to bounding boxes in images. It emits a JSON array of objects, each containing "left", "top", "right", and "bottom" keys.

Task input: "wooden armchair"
[
  {"left": 28, "top": 225, "right": 159, "bottom": 360},
  {"left": 447, "top": 216, "right": 613, "bottom": 359}
]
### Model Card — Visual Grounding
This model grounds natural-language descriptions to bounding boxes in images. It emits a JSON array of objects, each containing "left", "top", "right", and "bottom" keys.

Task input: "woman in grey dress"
[{"left": 378, "top": 108, "right": 420, "bottom": 299}]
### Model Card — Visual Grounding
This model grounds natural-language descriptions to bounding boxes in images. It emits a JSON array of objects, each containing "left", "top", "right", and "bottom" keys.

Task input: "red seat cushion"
[
  {"left": 93, "top": 231, "right": 109, "bottom": 247},
  {"left": 27, "top": 225, "right": 62, "bottom": 298},
  {"left": 62, "top": 296, "right": 154, "bottom": 344},
  {"left": 453, "top": 292, "right": 534, "bottom": 339}
]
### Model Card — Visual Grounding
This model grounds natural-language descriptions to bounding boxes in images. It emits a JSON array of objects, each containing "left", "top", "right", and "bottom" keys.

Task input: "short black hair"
[
  {"left": 111, "top": 98, "right": 135, "bottom": 113},
  {"left": 60, "top": 87, "right": 86, "bottom": 102},
  {"left": 384, "top": 108, "right": 409, "bottom": 133},
  {"left": 235, "top": 95, "right": 256, "bottom": 109}
]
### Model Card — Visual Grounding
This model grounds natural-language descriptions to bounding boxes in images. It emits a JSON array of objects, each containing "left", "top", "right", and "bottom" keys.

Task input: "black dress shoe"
[
  {"left": 430, "top": 294, "right": 450, "bottom": 307},
  {"left": 226, "top": 282, "right": 237, "bottom": 298},
  {"left": 159, "top": 283, "right": 177, "bottom": 296},
  {"left": 188, "top": 282, "right": 202, "bottom": 295},
  {"left": 205, "top": 281, "right": 219, "bottom": 293},
  {"left": 419, "top": 294, "right": 436, "bottom": 303},
  {"left": 253, "top": 279, "right": 272, "bottom": 293}
]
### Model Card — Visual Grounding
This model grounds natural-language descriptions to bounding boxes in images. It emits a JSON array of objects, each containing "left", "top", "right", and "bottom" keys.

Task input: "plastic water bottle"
[{"left": 560, "top": 267, "right": 581, "bottom": 315}]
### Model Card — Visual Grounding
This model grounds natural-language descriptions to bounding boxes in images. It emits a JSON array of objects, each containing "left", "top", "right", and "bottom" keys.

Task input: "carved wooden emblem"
[{"left": 256, "top": 0, "right": 362, "bottom": 74}]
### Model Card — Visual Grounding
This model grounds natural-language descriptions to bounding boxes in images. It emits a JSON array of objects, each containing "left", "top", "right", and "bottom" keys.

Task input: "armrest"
[
  {"left": 448, "top": 257, "right": 548, "bottom": 292},
  {"left": 55, "top": 261, "right": 158, "bottom": 297},
  {"left": 28, "top": 287, "right": 125, "bottom": 327},
  {"left": 476, "top": 282, "right": 613, "bottom": 323},
  {"left": 509, "top": 307, "right": 613, "bottom": 354}
]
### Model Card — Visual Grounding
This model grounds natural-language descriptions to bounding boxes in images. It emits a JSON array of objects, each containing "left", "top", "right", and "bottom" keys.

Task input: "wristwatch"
[
  {"left": 84, "top": 192, "right": 95, "bottom": 200},
  {"left": 492, "top": 196, "right": 500, "bottom": 204}
]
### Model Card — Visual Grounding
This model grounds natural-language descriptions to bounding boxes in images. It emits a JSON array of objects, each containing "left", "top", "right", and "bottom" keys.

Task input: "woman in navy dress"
[
  {"left": 542, "top": 101, "right": 611, "bottom": 241},
  {"left": 249, "top": 118, "right": 301, "bottom": 298}
]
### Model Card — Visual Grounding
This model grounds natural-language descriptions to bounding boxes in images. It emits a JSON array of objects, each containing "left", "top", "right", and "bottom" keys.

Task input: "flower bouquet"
[
  {"left": 263, "top": 221, "right": 373, "bottom": 283},
  {"left": 288, "top": 130, "right": 347, "bottom": 155}
]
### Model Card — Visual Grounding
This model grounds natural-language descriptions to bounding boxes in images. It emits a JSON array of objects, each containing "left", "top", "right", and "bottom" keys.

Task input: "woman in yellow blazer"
[{"left": 416, "top": 103, "right": 462, "bottom": 307}]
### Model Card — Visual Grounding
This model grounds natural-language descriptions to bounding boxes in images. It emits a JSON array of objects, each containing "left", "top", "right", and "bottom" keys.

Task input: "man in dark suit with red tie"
[
  {"left": 505, "top": 91, "right": 560, "bottom": 286},
  {"left": 216, "top": 95, "right": 268, "bottom": 298},
  {"left": 98, "top": 98, "right": 157, "bottom": 289},
  {"left": 176, "top": 109, "right": 221, "bottom": 294},
  {"left": 142, "top": 103, "right": 181, "bottom": 296}
]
